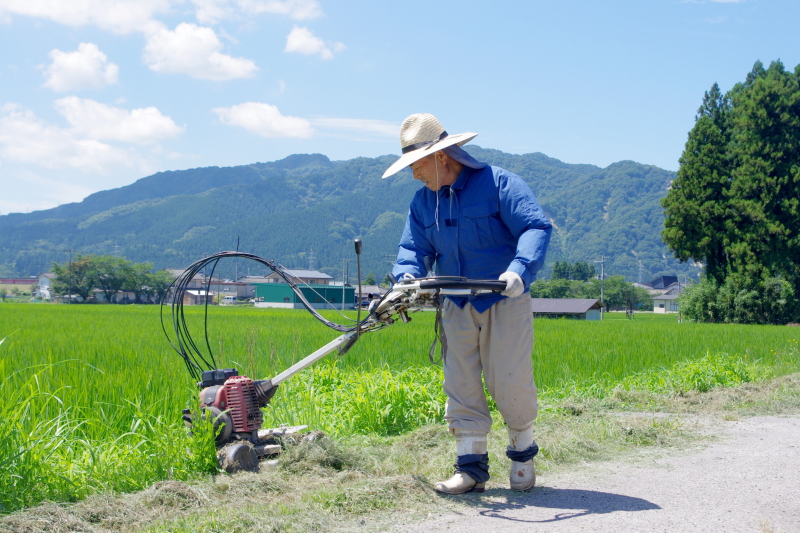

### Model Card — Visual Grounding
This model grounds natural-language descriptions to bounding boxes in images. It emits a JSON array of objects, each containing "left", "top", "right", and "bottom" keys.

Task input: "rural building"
[
  {"left": 34, "top": 272, "right": 57, "bottom": 300},
  {"left": 182, "top": 290, "right": 214, "bottom": 306},
  {"left": 252, "top": 282, "right": 355, "bottom": 309},
  {"left": 0, "top": 277, "right": 38, "bottom": 285},
  {"left": 652, "top": 283, "right": 685, "bottom": 313},
  {"left": 355, "top": 284, "right": 387, "bottom": 307},
  {"left": 531, "top": 298, "right": 602, "bottom": 320},
  {"left": 239, "top": 269, "right": 333, "bottom": 286},
  {"left": 166, "top": 269, "right": 252, "bottom": 301}
]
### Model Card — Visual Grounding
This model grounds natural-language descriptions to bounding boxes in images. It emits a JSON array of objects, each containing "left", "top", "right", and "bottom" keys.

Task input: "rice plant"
[{"left": 1, "top": 303, "right": 799, "bottom": 513}]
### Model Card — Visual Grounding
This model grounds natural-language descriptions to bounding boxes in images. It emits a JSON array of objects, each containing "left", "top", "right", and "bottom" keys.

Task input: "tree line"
[
  {"left": 550, "top": 260, "right": 596, "bottom": 281},
  {"left": 530, "top": 275, "right": 654, "bottom": 311},
  {"left": 662, "top": 60, "right": 800, "bottom": 324},
  {"left": 51, "top": 255, "right": 174, "bottom": 303}
]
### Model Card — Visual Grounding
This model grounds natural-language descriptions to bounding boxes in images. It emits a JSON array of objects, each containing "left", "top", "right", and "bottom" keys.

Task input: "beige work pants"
[{"left": 442, "top": 293, "right": 537, "bottom": 433}]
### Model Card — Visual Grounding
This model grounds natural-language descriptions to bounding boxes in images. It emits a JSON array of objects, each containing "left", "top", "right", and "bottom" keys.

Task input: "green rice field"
[{"left": 1, "top": 303, "right": 798, "bottom": 513}]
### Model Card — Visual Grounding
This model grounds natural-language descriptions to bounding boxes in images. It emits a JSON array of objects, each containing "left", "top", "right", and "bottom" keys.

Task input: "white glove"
[
  {"left": 401, "top": 273, "right": 416, "bottom": 281},
  {"left": 499, "top": 271, "right": 525, "bottom": 298}
]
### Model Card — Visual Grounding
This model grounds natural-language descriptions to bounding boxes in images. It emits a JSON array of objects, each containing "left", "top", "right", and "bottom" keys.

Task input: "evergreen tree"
[
  {"left": 662, "top": 82, "right": 731, "bottom": 284},
  {"left": 551, "top": 261, "right": 569, "bottom": 279},
  {"left": 663, "top": 60, "right": 800, "bottom": 323},
  {"left": 572, "top": 261, "right": 595, "bottom": 281},
  {"left": 725, "top": 61, "right": 800, "bottom": 295}
]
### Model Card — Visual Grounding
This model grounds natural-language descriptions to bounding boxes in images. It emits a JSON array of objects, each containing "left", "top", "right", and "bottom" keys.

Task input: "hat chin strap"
[{"left": 435, "top": 155, "right": 440, "bottom": 231}]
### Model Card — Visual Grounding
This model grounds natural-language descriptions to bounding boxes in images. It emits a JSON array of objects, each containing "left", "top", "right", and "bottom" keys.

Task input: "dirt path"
[{"left": 394, "top": 416, "right": 800, "bottom": 533}]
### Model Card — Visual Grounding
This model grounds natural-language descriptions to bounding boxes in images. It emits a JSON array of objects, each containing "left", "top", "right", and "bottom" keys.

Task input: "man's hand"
[{"left": 499, "top": 271, "right": 524, "bottom": 298}]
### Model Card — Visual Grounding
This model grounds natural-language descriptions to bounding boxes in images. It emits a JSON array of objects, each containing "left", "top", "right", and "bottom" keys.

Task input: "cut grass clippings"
[{"left": 2, "top": 370, "right": 799, "bottom": 533}]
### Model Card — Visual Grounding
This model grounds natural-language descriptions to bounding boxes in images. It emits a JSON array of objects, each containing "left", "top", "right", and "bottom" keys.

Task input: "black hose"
[{"left": 160, "top": 251, "right": 382, "bottom": 381}]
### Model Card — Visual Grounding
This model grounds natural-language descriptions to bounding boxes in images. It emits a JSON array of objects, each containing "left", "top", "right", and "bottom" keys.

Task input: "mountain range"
[{"left": 0, "top": 146, "right": 698, "bottom": 283}]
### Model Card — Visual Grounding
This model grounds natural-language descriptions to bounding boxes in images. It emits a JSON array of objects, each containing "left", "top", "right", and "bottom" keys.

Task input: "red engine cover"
[{"left": 204, "top": 375, "right": 263, "bottom": 434}]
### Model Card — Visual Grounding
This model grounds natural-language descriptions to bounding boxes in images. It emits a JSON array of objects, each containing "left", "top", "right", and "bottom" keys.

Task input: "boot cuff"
[
  {"left": 455, "top": 453, "right": 490, "bottom": 483},
  {"left": 505, "top": 443, "right": 539, "bottom": 463}
]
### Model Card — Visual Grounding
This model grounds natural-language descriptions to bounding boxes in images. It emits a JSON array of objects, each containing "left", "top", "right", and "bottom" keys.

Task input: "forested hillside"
[{"left": 0, "top": 147, "right": 698, "bottom": 283}]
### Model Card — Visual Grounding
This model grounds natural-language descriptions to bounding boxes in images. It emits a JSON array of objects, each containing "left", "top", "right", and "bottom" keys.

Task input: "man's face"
[{"left": 410, "top": 154, "right": 443, "bottom": 191}]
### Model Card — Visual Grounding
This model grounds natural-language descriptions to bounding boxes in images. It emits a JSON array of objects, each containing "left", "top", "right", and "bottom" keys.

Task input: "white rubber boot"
[
  {"left": 434, "top": 431, "right": 487, "bottom": 494},
  {"left": 508, "top": 424, "right": 536, "bottom": 491}
]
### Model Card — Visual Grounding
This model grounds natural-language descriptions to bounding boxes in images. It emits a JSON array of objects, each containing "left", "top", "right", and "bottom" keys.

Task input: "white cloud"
[
  {"left": 190, "top": 0, "right": 321, "bottom": 24},
  {"left": 42, "top": 43, "right": 119, "bottom": 92},
  {"left": 54, "top": 96, "right": 184, "bottom": 144},
  {"left": 310, "top": 117, "right": 398, "bottom": 137},
  {"left": 239, "top": 0, "right": 322, "bottom": 20},
  {"left": 0, "top": 103, "right": 134, "bottom": 173},
  {"left": 143, "top": 22, "right": 259, "bottom": 80},
  {"left": 212, "top": 102, "right": 313, "bottom": 138},
  {"left": 0, "top": 0, "right": 170, "bottom": 34},
  {"left": 285, "top": 26, "right": 344, "bottom": 60},
  {"left": 191, "top": 0, "right": 230, "bottom": 24}
]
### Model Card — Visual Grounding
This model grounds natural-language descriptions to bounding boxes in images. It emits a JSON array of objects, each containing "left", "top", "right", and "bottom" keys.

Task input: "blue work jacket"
[{"left": 392, "top": 165, "right": 552, "bottom": 313}]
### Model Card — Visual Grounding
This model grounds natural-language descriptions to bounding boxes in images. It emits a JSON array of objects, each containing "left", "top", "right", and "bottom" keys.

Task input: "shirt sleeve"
[
  {"left": 392, "top": 201, "right": 435, "bottom": 281},
  {"left": 497, "top": 171, "right": 552, "bottom": 288}
]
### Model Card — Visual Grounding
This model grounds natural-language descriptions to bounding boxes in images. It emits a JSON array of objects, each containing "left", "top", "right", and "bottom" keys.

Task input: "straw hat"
[{"left": 381, "top": 113, "right": 477, "bottom": 178}]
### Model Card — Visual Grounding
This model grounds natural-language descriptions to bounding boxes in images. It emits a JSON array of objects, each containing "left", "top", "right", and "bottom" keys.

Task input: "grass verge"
[{"left": 2, "top": 368, "right": 798, "bottom": 533}]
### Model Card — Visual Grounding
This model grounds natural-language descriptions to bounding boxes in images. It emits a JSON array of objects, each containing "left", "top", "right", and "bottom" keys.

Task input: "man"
[{"left": 384, "top": 113, "right": 551, "bottom": 494}]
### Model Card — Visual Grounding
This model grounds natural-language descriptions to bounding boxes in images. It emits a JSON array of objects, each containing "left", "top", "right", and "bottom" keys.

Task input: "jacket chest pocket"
[{"left": 462, "top": 202, "right": 503, "bottom": 248}]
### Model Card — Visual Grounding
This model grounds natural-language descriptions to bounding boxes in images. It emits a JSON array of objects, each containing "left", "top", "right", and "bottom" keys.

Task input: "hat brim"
[{"left": 381, "top": 132, "right": 478, "bottom": 178}]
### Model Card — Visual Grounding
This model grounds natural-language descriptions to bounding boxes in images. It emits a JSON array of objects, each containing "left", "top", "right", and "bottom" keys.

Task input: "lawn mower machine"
[{"left": 162, "top": 239, "right": 506, "bottom": 472}]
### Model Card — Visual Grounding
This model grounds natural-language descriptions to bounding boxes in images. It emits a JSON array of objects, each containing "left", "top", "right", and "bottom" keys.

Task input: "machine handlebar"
[{"left": 392, "top": 277, "right": 507, "bottom": 293}]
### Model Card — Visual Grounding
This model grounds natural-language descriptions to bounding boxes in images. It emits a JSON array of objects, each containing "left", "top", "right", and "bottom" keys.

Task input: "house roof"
[
  {"left": 662, "top": 283, "right": 686, "bottom": 295},
  {"left": 649, "top": 275, "right": 678, "bottom": 289},
  {"left": 238, "top": 276, "right": 272, "bottom": 284},
  {"left": 531, "top": 298, "right": 602, "bottom": 314},
  {"left": 270, "top": 269, "right": 333, "bottom": 279},
  {"left": 39, "top": 272, "right": 56, "bottom": 279},
  {"left": 653, "top": 294, "right": 680, "bottom": 301},
  {"left": 355, "top": 285, "right": 386, "bottom": 295}
]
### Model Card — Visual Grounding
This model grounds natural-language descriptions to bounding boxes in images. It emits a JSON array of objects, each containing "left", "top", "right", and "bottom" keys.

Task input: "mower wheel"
[{"left": 219, "top": 443, "right": 259, "bottom": 474}]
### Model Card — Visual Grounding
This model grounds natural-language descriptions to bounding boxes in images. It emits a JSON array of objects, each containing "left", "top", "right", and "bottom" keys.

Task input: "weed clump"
[{"left": 618, "top": 352, "right": 755, "bottom": 395}]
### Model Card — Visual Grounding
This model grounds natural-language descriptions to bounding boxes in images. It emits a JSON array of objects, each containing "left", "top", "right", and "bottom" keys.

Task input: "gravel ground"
[{"left": 394, "top": 416, "right": 800, "bottom": 533}]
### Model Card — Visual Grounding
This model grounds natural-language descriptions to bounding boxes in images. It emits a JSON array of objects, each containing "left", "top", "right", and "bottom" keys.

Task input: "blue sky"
[{"left": 1, "top": 0, "right": 798, "bottom": 214}]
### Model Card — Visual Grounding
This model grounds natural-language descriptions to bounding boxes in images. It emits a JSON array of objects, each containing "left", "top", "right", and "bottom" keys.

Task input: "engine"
[{"left": 182, "top": 368, "right": 277, "bottom": 446}]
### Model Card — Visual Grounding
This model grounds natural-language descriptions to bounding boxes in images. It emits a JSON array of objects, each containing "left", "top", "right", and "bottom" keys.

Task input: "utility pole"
[
  {"left": 341, "top": 258, "right": 351, "bottom": 310},
  {"left": 594, "top": 256, "right": 605, "bottom": 319},
  {"left": 65, "top": 249, "right": 75, "bottom": 304}
]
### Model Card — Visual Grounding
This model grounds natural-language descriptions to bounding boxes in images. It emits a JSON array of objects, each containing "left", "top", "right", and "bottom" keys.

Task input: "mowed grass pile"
[{"left": 1, "top": 303, "right": 798, "bottom": 514}]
